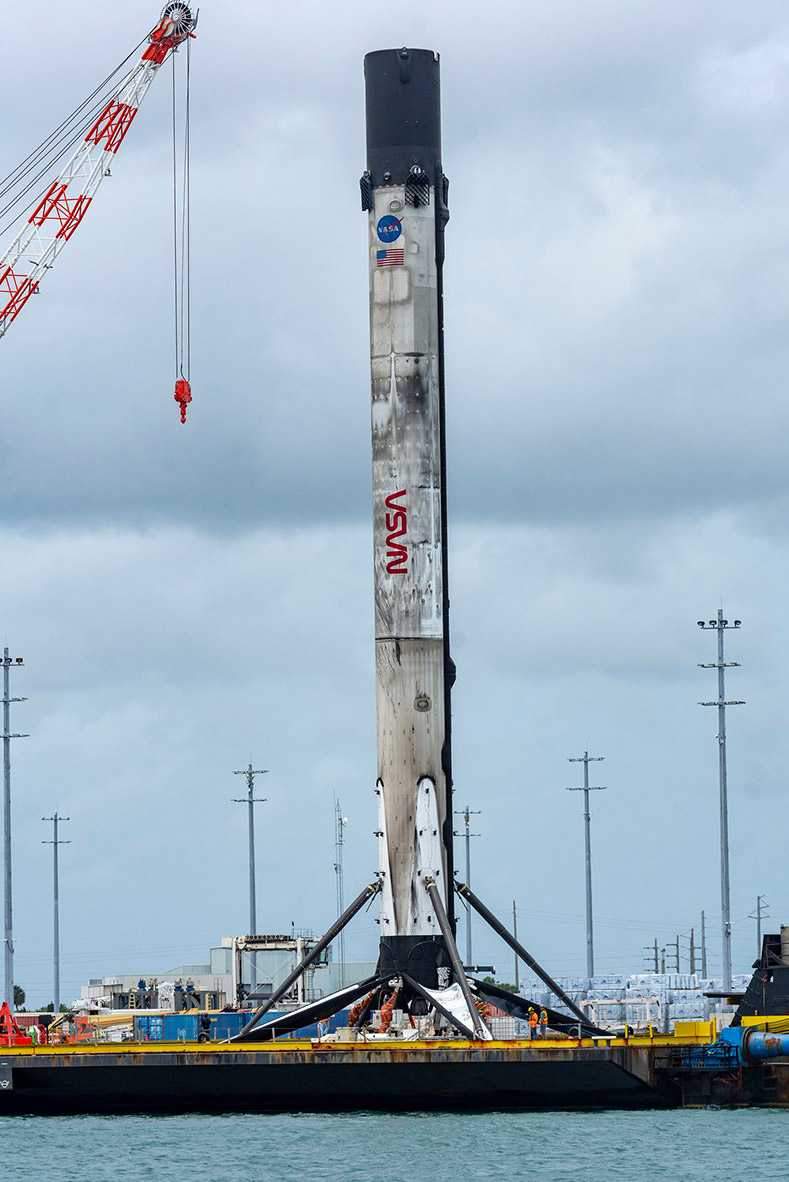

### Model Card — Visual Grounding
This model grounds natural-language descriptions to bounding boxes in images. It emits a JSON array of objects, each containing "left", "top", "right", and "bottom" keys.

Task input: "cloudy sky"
[{"left": 1, "top": 0, "right": 788, "bottom": 1006}]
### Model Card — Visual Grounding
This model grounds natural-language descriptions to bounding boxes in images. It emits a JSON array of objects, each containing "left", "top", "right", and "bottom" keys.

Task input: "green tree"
[
  {"left": 13, "top": 984, "right": 25, "bottom": 1009},
  {"left": 482, "top": 976, "right": 519, "bottom": 994}
]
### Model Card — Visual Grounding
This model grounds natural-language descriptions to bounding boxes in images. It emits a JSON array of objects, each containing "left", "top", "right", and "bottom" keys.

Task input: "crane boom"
[{"left": 0, "top": 4, "right": 197, "bottom": 340}]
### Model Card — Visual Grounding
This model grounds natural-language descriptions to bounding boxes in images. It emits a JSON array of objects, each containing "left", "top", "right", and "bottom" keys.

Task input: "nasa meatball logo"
[{"left": 376, "top": 215, "right": 403, "bottom": 243}]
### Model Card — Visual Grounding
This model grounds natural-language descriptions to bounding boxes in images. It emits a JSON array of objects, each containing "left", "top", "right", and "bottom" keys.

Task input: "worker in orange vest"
[
  {"left": 539, "top": 1008, "right": 548, "bottom": 1038},
  {"left": 528, "top": 1007, "right": 539, "bottom": 1039}
]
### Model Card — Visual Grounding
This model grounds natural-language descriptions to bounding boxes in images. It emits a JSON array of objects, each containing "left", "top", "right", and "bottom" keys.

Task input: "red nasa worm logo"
[{"left": 385, "top": 489, "right": 407, "bottom": 573}]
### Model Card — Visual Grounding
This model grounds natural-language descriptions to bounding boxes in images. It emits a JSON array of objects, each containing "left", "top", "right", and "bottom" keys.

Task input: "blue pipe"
[
  {"left": 716, "top": 1025, "right": 789, "bottom": 1065},
  {"left": 742, "top": 1030, "right": 789, "bottom": 1063}
]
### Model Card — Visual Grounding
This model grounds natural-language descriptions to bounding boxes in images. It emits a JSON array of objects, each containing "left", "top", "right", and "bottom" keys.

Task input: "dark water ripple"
[{"left": 2, "top": 1108, "right": 787, "bottom": 1181}]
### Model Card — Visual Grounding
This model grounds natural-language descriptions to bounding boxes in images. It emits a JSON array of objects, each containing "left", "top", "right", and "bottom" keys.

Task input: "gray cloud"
[{"left": 1, "top": 1, "right": 787, "bottom": 532}]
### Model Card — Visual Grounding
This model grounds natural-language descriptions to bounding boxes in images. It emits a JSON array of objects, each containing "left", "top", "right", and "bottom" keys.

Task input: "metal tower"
[
  {"left": 567, "top": 751, "right": 606, "bottom": 980},
  {"left": 232, "top": 764, "right": 268, "bottom": 997},
  {"left": 749, "top": 895, "right": 769, "bottom": 961},
  {"left": 2, "top": 650, "right": 27, "bottom": 1007},
  {"left": 453, "top": 804, "right": 481, "bottom": 965},
  {"left": 698, "top": 611, "right": 743, "bottom": 991},
  {"left": 334, "top": 799, "right": 348, "bottom": 989},
  {"left": 42, "top": 813, "right": 70, "bottom": 1011}
]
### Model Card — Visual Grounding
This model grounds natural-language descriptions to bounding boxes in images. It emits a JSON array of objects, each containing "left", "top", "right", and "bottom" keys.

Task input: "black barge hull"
[{"left": 0, "top": 1039, "right": 673, "bottom": 1115}]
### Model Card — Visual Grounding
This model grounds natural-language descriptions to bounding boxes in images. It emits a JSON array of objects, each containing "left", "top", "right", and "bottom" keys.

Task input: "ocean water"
[{"left": 1, "top": 1109, "right": 786, "bottom": 1181}]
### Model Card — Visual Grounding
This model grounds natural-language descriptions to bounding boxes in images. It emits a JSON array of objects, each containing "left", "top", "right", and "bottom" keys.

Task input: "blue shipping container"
[{"left": 133, "top": 1007, "right": 353, "bottom": 1043}]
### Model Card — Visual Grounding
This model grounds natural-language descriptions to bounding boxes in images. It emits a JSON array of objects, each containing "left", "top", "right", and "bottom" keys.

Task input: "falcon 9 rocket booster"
[
  {"left": 231, "top": 49, "right": 582, "bottom": 1047},
  {"left": 362, "top": 49, "right": 456, "bottom": 986}
]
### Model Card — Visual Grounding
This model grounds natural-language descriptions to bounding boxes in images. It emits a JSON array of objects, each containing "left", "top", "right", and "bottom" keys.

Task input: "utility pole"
[
  {"left": 42, "top": 814, "right": 70, "bottom": 1011},
  {"left": 334, "top": 798, "right": 347, "bottom": 989},
  {"left": 681, "top": 928, "right": 697, "bottom": 974},
  {"left": 660, "top": 947, "right": 666, "bottom": 974},
  {"left": 512, "top": 901, "right": 519, "bottom": 990},
  {"left": 567, "top": 750, "right": 606, "bottom": 980},
  {"left": 2, "top": 649, "right": 27, "bottom": 1007},
  {"left": 453, "top": 804, "right": 481, "bottom": 965},
  {"left": 700, "top": 910, "right": 708, "bottom": 977},
  {"left": 665, "top": 935, "right": 680, "bottom": 974},
  {"left": 698, "top": 611, "right": 744, "bottom": 991},
  {"left": 749, "top": 895, "right": 769, "bottom": 961},
  {"left": 643, "top": 941, "right": 659, "bottom": 972},
  {"left": 232, "top": 764, "right": 268, "bottom": 997}
]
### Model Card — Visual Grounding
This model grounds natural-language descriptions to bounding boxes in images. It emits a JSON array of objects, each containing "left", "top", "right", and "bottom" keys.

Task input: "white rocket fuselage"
[
  {"left": 363, "top": 49, "right": 453, "bottom": 956},
  {"left": 369, "top": 186, "right": 447, "bottom": 938}
]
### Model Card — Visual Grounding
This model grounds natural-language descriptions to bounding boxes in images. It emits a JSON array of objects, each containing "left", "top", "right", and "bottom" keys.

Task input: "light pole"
[
  {"left": 453, "top": 804, "right": 481, "bottom": 966},
  {"left": 749, "top": 895, "right": 769, "bottom": 961},
  {"left": 698, "top": 611, "right": 743, "bottom": 991},
  {"left": 232, "top": 764, "right": 268, "bottom": 997},
  {"left": 334, "top": 798, "right": 348, "bottom": 989},
  {"left": 567, "top": 751, "right": 606, "bottom": 981},
  {"left": 42, "top": 814, "right": 70, "bottom": 1011},
  {"left": 2, "top": 650, "right": 27, "bottom": 1007}
]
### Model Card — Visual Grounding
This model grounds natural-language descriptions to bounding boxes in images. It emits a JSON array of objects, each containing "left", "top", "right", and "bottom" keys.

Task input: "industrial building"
[{"left": 77, "top": 934, "right": 377, "bottom": 1011}]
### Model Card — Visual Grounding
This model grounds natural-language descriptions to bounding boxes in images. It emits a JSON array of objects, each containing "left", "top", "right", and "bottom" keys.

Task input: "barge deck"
[{"left": 0, "top": 1036, "right": 684, "bottom": 1115}]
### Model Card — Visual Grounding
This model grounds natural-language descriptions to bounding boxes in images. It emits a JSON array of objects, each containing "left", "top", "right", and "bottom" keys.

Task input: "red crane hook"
[{"left": 174, "top": 378, "right": 191, "bottom": 423}]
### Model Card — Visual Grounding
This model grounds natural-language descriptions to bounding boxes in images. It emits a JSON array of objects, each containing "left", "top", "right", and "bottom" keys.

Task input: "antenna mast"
[{"left": 334, "top": 799, "right": 348, "bottom": 990}]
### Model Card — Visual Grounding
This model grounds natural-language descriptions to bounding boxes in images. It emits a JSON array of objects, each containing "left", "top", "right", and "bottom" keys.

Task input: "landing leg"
[
  {"left": 455, "top": 880, "right": 605, "bottom": 1032},
  {"left": 235, "top": 880, "right": 380, "bottom": 1040}
]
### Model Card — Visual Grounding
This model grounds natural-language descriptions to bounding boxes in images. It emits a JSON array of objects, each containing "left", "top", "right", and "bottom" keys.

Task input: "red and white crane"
[{"left": 0, "top": 3, "right": 197, "bottom": 420}]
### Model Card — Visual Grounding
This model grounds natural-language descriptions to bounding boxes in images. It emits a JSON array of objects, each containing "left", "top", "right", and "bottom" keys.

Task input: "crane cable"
[{"left": 172, "top": 36, "right": 192, "bottom": 423}]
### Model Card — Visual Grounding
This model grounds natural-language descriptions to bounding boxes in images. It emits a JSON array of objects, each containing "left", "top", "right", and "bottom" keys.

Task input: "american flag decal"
[{"left": 376, "top": 248, "right": 404, "bottom": 268}]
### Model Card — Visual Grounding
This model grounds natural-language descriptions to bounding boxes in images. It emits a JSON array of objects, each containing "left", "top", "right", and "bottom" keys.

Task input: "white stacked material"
[
  {"left": 489, "top": 1017, "right": 530, "bottom": 1040},
  {"left": 517, "top": 970, "right": 752, "bottom": 1032}
]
